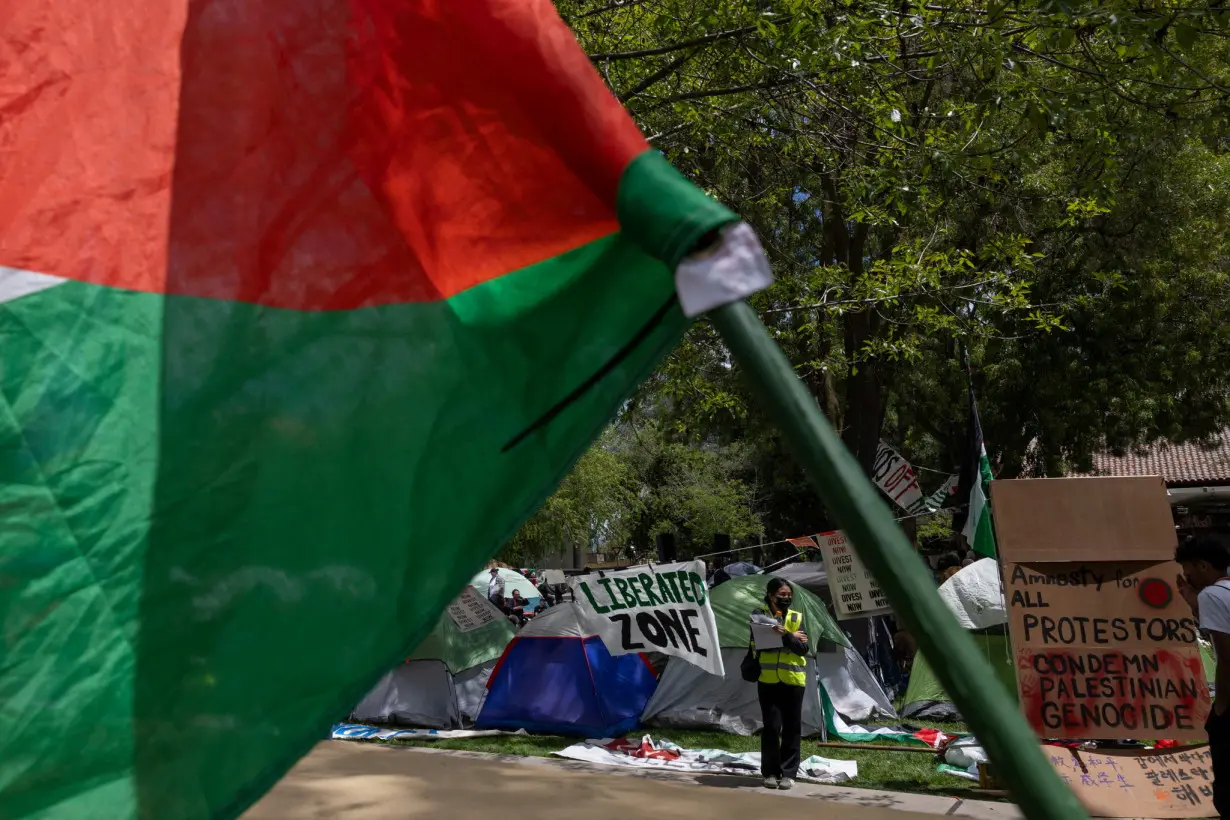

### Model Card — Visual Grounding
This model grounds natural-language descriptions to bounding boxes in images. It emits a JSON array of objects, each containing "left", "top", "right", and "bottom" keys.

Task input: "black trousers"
[
  {"left": 758, "top": 681, "right": 805, "bottom": 779},
  {"left": 1209, "top": 710, "right": 1230, "bottom": 819}
]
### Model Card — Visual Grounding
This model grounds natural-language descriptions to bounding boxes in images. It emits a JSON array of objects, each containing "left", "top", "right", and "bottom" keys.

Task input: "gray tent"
[
  {"left": 640, "top": 575, "right": 894, "bottom": 737},
  {"left": 352, "top": 588, "right": 514, "bottom": 728}
]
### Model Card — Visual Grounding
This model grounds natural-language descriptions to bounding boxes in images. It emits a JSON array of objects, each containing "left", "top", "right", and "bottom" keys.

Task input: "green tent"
[
  {"left": 353, "top": 590, "right": 514, "bottom": 728},
  {"left": 901, "top": 630, "right": 1017, "bottom": 720},
  {"left": 708, "top": 574, "right": 847, "bottom": 650},
  {"left": 407, "top": 592, "right": 515, "bottom": 674}
]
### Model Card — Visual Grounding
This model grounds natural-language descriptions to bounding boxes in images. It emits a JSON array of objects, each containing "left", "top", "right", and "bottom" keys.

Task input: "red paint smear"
[{"left": 1017, "top": 647, "right": 1210, "bottom": 739}]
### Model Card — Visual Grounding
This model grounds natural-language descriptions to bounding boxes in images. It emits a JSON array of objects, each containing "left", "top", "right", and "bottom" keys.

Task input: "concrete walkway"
[{"left": 243, "top": 741, "right": 1024, "bottom": 820}]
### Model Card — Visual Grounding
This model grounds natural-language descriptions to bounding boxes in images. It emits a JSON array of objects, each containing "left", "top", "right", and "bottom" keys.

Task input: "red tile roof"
[{"left": 1088, "top": 429, "right": 1230, "bottom": 486}]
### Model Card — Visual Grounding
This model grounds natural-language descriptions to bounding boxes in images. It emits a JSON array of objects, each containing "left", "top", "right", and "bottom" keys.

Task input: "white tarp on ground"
[
  {"left": 352, "top": 660, "right": 494, "bottom": 729},
  {"left": 553, "top": 735, "right": 857, "bottom": 784},
  {"left": 331, "top": 723, "right": 525, "bottom": 741}
]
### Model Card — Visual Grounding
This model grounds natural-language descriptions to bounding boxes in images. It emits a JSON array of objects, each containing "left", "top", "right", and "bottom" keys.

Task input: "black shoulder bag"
[{"left": 740, "top": 645, "right": 761, "bottom": 682}]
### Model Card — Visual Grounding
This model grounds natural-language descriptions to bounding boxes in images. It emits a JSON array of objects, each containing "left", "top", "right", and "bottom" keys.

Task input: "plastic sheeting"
[{"left": 553, "top": 735, "right": 857, "bottom": 784}]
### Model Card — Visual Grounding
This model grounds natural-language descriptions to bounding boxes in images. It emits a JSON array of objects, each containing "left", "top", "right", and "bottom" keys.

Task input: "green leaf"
[{"left": 1175, "top": 23, "right": 1198, "bottom": 50}]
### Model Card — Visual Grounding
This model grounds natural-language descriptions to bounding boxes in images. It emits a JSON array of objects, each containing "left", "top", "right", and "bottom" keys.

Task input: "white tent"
[
  {"left": 352, "top": 588, "right": 514, "bottom": 728},
  {"left": 469, "top": 566, "right": 542, "bottom": 609},
  {"left": 640, "top": 575, "right": 895, "bottom": 737},
  {"left": 936, "top": 557, "right": 1006, "bottom": 629}
]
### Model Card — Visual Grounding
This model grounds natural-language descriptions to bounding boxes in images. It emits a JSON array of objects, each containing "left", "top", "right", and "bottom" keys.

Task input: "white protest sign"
[
  {"left": 446, "top": 586, "right": 501, "bottom": 633},
  {"left": 872, "top": 441, "right": 926, "bottom": 514},
  {"left": 569, "top": 560, "right": 724, "bottom": 676},
  {"left": 817, "top": 530, "right": 891, "bottom": 618}
]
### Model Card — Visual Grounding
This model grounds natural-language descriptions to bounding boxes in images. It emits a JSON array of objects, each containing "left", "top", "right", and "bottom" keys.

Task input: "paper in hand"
[{"left": 750, "top": 613, "right": 782, "bottom": 650}]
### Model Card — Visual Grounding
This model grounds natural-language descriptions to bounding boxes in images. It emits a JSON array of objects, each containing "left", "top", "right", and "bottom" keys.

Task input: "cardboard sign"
[
  {"left": 1046, "top": 745, "right": 1215, "bottom": 817},
  {"left": 992, "top": 476, "right": 1176, "bottom": 562},
  {"left": 569, "top": 561, "right": 723, "bottom": 676},
  {"left": 993, "top": 477, "right": 1208, "bottom": 741},
  {"left": 445, "top": 586, "right": 501, "bottom": 633},
  {"left": 817, "top": 530, "right": 891, "bottom": 619}
]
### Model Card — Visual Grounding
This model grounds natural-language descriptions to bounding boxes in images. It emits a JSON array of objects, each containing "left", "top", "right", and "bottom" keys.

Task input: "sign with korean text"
[
  {"left": 446, "top": 586, "right": 501, "bottom": 633},
  {"left": 817, "top": 530, "right": 891, "bottom": 619},
  {"left": 994, "top": 477, "right": 1209, "bottom": 741},
  {"left": 1046, "top": 745, "right": 1214, "bottom": 817},
  {"left": 569, "top": 560, "right": 723, "bottom": 676}
]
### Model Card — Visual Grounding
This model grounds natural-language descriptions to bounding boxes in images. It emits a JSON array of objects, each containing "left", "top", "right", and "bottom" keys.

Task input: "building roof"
[{"left": 1088, "top": 429, "right": 1230, "bottom": 487}]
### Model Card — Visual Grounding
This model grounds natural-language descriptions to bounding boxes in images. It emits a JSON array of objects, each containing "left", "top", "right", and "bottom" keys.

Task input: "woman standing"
[{"left": 752, "top": 578, "right": 809, "bottom": 790}]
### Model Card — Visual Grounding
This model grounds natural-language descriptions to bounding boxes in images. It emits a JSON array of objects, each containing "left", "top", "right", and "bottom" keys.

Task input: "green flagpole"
[{"left": 709, "top": 300, "right": 1086, "bottom": 820}]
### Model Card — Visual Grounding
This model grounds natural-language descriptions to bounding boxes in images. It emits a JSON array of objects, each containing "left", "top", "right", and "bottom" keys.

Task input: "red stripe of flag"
[{"left": 1, "top": 0, "right": 648, "bottom": 310}]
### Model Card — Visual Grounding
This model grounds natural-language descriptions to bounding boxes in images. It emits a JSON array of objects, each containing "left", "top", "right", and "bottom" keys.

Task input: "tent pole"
[{"left": 709, "top": 300, "right": 1086, "bottom": 820}]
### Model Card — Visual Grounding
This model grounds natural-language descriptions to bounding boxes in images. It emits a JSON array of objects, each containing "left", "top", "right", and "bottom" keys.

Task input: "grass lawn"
[{"left": 363, "top": 719, "right": 987, "bottom": 800}]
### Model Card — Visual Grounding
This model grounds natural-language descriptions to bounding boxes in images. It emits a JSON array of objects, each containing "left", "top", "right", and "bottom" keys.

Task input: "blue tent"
[{"left": 475, "top": 603, "right": 658, "bottom": 737}]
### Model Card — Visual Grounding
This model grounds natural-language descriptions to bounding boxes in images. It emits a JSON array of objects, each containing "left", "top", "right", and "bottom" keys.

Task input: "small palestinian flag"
[{"left": 0, "top": 1, "right": 768, "bottom": 818}]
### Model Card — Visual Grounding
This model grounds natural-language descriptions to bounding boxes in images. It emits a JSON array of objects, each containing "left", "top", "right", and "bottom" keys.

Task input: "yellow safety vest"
[{"left": 752, "top": 605, "right": 806, "bottom": 687}]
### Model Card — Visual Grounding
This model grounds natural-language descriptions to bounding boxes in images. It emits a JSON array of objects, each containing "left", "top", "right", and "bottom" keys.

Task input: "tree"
[
  {"left": 558, "top": 0, "right": 1230, "bottom": 519},
  {"left": 502, "top": 430, "right": 641, "bottom": 565},
  {"left": 503, "top": 422, "right": 764, "bottom": 562},
  {"left": 615, "top": 421, "right": 765, "bottom": 556}
]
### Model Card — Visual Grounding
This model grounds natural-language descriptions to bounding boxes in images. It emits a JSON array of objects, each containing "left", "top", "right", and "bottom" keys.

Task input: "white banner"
[
  {"left": 873, "top": 441, "right": 958, "bottom": 515},
  {"left": 446, "top": 586, "right": 500, "bottom": 633},
  {"left": 569, "top": 560, "right": 723, "bottom": 677},
  {"left": 872, "top": 441, "right": 926, "bottom": 514},
  {"left": 553, "top": 736, "right": 856, "bottom": 784},
  {"left": 816, "top": 531, "right": 891, "bottom": 619}
]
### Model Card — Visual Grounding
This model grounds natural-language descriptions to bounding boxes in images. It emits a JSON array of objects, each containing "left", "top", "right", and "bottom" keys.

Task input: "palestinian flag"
[
  {"left": 957, "top": 381, "right": 998, "bottom": 559},
  {"left": 0, "top": 2, "right": 766, "bottom": 818}
]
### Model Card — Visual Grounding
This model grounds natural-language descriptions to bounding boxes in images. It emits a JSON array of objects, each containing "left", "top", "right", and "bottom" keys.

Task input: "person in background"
[
  {"left": 1177, "top": 535, "right": 1230, "bottom": 820},
  {"left": 892, "top": 629, "right": 917, "bottom": 675},
  {"left": 937, "top": 553, "right": 961, "bottom": 583},
  {"left": 751, "top": 577, "right": 808, "bottom": 791},
  {"left": 508, "top": 589, "right": 530, "bottom": 627},
  {"left": 536, "top": 576, "right": 558, "bottom": 607},
  {"left": 486, "top": 567, "right": 505, "bottom": 607}
]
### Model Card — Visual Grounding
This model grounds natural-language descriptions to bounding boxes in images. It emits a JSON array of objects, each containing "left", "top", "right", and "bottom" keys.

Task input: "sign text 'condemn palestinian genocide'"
[
  {"left": 992, "top": 477, "right": 1210, "bottom": 743},
  {"left": 569, "top": 560, "right": 724, "bottom": 677}
]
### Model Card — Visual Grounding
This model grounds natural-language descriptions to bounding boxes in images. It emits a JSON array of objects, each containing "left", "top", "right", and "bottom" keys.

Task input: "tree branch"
[
  {"left": 620, "top": 52, "right": 692, "bottom": 101},
  {"left": 653, "top": 77, "right": 801, "bottom": 103},
  {"left": 589, "top": 21, "right": 776, "bottom": 62}
]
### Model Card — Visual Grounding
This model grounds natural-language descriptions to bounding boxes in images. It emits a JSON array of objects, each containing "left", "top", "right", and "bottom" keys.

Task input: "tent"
[
  {"left": 772, "top": 561, "right": 829, "bottom": 600},
  {"left": 900, "top": 631, "right": 1017, "bottom": 720},
  {"left": 641, "top": 574, "right": 895, "bottom": 737},
  {"left": 710, "top": 561, "right": 761, "bottom": 587},
  {"left": 901, "top": 558, "right": 1017, "bottom": 719},
  {"left": 470, "top": 567, "right": 542, "bottom": 611},
  {"left": 352, "top": 588, "right": 514, "bottom": 728},
  {"left": 476, "top": 603, "right": 658, "bottom": 737}
]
